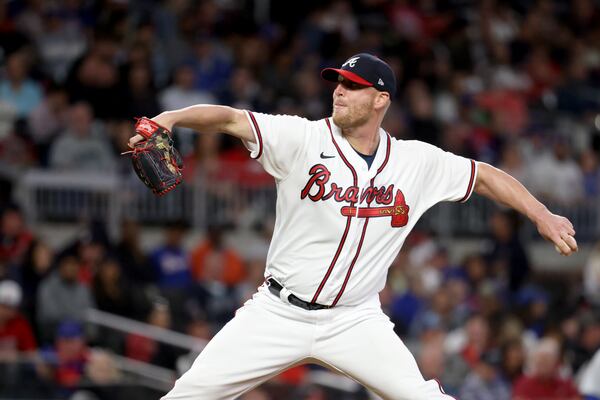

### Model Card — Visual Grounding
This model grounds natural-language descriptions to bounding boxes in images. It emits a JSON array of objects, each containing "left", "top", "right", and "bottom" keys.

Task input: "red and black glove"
[{"left": 125, "top": 117, "right": 183, "bottom": 196}]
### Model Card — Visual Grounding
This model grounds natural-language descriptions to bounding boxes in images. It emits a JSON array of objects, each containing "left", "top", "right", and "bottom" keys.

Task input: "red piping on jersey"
[
  {"left": 374, "top": 132, "right": 391, "bottom": 175},
  {"left": 331, "top": 219, "right": 369, "bottom": 306},
  {"left": 311, "top": 118, "right": 358, "bottom": 304},
  {"left": 330, "top": 133, "right": 392, "bottom": 306},
  {"left": 247, "top": 111, "right": 263, "bottom": 160},
  {"left": 458, "top": 159, "right": 476, "bottom": 203}
]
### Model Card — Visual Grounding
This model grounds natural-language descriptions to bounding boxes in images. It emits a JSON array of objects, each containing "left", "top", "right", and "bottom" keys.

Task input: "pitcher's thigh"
[
  {"left": 162, "top": 301, "right": 310, "bottom": 400},
  {"left": 315, "top": 318, "right": 454, "bottom": 400}
]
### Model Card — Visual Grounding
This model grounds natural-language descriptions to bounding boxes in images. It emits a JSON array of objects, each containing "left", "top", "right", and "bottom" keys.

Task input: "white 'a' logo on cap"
[
  {"left": 378, "top": 78, "right": 384, "bottom": 85},
  {"left": 342, "top": 56, "right": 360, "bottom": 68}
]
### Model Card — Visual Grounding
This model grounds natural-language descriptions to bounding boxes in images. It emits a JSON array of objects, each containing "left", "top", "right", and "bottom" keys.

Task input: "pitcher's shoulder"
[{"left": 391, "top": 139, "right": 439, "bottom": 155}]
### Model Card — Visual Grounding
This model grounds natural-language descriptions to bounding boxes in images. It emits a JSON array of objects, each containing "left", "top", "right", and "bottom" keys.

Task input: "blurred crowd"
[
  {"left": 1, "top": 0, "right": 600, "bottom": 399},
  {"left": 0, "top": 0, "right": 599, "bottom": 204}
]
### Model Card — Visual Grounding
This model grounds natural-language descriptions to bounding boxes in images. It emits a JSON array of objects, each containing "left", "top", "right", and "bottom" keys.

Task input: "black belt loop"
[{"left": 267, "top": 278, "right": 331, "bottom": 310}]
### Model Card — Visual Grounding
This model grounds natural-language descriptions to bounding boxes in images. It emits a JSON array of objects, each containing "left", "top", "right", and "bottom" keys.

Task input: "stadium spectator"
[
  {"left": 528, "top": 138, "right": 584, "bottom": 204},
  {"left": 190, "top": 224, "right": 245, "bottom": 286},
  {"left": 446, "top": 314, "right": 491, "bottom": 369},
  {"left": 48, "top": 101, "right": 115, "bottom": 171},
  {"left": 486, "top": 210, "right": 530, "bottom": 294},
  {"left": 498, "top": 142, "right": 530, "bottom": 187},
  {"left": 115, "top": 219, "right": 154, "bottom": 284},
  {"left": 459, "top": 349, "right": 511, "bottom": 400},
  {"left": 0, "top": 114, "right": 36, "bottom": 176},
  {"left": 126, "top": 20, "right": 172, "bottom": 89},
  {"left": 407, "top": 235, "right": 444, "bottom": 294},
  {"left": 37, "top": 255, "right": 95, "bottom": 344},
  {"left": 390, "top": 270, "right": 427, "bottom": 336},
  {"left": 556, "top": 49, "right": 599, "bottom": 115},
  {"left": 411, "top": 314, "right": 447, "bottom": 383},
  {"left": 411, "top": 285, "right": 466, "bottom": 338},
  {"left": 121, "top": 63, "right": 161, "bottom": 120},
  {"left": 159, "top": 64, "right": 218, "bottom": 156},
  {"left": 500, "top": 338, "right": 526, "bottom": 384},
  {"left": 461, "top": 253, "right": 490, "bottom": 294},
  {"left": 159, "top": 63, "right": 216, "bottom": 112},
  {"left": 92, "top": 257, "right": 135, "bottom": 319},
  {"left": 0, "top": 51, "right": 42, "bottom": 119},
  {"left": 27, "top": 83, "right": 69, "bottom": 165},
  {"left": 125, "top": 300, "right": 179, "bottom": 369},
  {"left": 38, "top": 321, "right": 89, "bottom": 391},
  {"left": 187, "top": 37, "right": 233, "bottom": 93},
  {"left": 0, "top": 205, "right": 34, "bottom": 268},
  {"left": 64, "top": 36, "right": 121, "bottom": 119},
  {"left": 517, "top": 286, "right": 550, "bottom": 339},
  {"left": 513, "top": 337, "right": 579, "bottom": 400},
  {"left": 73, "top": 232, "right": 108, "bottom": 287},
  {"left": 149, "top": 221, "right": 191, "bottom": 290},
  {"left": 405, "top": 80, "right": 442, "bottom": 146},
  {"left": 0, "top": 280, "right": 36, "bottom": 359},
  {"left": 32, "top": 5, "right": 87, "bottom": 83},
  {"left": 580, "top": 149, "right": 600, "bottom": 198},
  {"left": 20, "top": 240, "right": 54, "bottom": 328},
  {"left": 182, "top": 130, "right": 221, "bottom": 182},
  {"left": 570, "top": 312, "right": 600, "bottom": 374},
  {"left": 76, "top": 348, "right": 121, "bottom": 400}
]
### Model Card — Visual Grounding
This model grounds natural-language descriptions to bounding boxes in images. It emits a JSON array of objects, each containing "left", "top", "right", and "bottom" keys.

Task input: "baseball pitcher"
[{"left": 129, "top": 53, "right": 577, "bottom": 400}]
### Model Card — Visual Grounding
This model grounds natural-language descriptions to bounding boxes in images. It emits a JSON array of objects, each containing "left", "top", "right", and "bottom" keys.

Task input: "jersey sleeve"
[
  {"left": 242, "top": 111, "right": 311, "bottom": 180},
  {"left": 419, "top": 142, "right": 478, "bottom": 204}
]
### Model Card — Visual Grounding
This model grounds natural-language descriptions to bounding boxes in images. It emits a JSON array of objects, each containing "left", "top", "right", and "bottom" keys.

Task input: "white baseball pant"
[{"left": 161, "top": 285, "right": 454, "bottom": 400}]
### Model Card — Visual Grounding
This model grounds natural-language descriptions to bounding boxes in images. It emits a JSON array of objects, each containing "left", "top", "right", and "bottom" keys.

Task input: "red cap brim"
[{"left": 321, "top": 68, "right": 373, "bottom": 87}]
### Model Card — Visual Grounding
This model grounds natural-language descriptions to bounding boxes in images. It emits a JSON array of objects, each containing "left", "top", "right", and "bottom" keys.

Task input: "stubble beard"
[{"left": 332, "top": 99, "right": 373, "bottom": 130}]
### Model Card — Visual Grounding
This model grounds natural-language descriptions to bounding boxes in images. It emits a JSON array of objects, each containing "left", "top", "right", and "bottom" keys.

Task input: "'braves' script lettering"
[{"left": 301, "top": 164, "right": 394, "bottom": 205}]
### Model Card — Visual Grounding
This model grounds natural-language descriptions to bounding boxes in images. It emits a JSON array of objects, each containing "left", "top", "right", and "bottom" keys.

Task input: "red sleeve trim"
[
  {"left": 247, "top": 111, "right": 263, "bottom": 160},
  {"left": 458, "top": 159, "right": 476, "bottom": 203}
]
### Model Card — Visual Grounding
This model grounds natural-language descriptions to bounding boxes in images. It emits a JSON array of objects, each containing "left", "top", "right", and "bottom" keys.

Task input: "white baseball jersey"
[
  {"left": 163, "top": 111, "right": 470, "bottom": 400},
  {"left": 243, "top": 111, "right": 477, "bottom": 307}
]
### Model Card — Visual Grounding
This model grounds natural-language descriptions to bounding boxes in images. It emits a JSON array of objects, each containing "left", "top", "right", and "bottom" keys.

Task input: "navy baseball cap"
[
  {"left": 57, "top": 321, "right": 83, "bottom": 339},
  {"left": 322, "top": 53, "right": 397, "bottom": 98}
]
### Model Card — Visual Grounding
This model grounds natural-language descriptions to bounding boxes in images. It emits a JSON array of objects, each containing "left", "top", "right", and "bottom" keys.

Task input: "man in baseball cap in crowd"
[{"left": 0, "top": 280, "right": 37, "bottom": 359}]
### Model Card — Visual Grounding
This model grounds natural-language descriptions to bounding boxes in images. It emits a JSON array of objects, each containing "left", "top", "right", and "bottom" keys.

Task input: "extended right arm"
[{"left": 128, "top": 105, "right": 254, "bottom": 147}]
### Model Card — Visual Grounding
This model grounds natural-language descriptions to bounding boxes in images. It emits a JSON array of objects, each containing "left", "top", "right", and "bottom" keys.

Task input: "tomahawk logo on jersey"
[{"left": 243, "top": 111, "right": 477, "bottom": 307}]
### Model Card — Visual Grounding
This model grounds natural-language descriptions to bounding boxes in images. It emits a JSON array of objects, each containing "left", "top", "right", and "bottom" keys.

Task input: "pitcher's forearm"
[
  {"left": 157, "top": 105, "right": 254, "bottom": 141},
  {"left": 473, "top": 163, "right": 546, "bottom": 224},
  {"left": 474, "top": 162, "right": 577, "bottom": 255}
]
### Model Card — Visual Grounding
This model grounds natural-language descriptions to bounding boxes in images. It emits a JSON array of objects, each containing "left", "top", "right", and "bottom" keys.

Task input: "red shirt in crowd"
[
  {"left": 0, "top": 313, "right": 37, "bottom": 354},
  {"left": 125, "top": 333, "right": 157, "bottom": 363},
  {"left": 513, "top": 375, "right": 580, "bottom": 400},
  {"left": 0, "top": 231, "right": 33, "bottom": 265}
]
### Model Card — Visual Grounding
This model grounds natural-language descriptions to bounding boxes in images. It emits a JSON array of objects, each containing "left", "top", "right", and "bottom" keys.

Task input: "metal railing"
[
  {"left": 85, "top": 308, "right": 374, "bottom": 397},
  {"left": 87, "top": 309, "right": 206, "bottom": 351},
  {"left": 16, "top": 168, "right": 600, "bottom": 242}
]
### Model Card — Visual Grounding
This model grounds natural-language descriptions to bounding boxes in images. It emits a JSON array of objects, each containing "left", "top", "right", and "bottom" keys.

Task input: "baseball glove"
[{"left": 125, "top": 117, "right": 183, "bottom": 196}]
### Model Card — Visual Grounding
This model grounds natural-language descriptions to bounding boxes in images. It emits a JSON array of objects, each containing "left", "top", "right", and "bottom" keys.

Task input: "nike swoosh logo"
[{"left": 320, "top": 152, "right": 335, "bottom": 159}]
